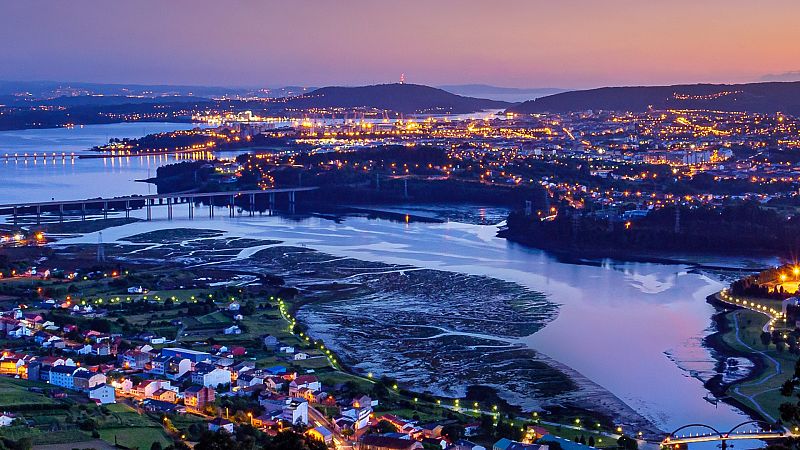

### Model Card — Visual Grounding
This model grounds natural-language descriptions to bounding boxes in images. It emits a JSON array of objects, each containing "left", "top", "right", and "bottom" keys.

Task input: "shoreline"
[
  {"left": 499, "top": 230, "right": 778, "bottom": 271},
  {"left": 702, "top": 293, "right": 776, "bottom": 424}
]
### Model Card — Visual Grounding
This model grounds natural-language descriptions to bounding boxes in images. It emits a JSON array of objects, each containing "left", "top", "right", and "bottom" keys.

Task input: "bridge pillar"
[
  {"left": 269, "top": 193, "right": 275, "bottom": 213},
  {"left": 60, "top": 204, "right": 64, "bottom": 223},
  {"left": 167, "top": 198, "right": 173, "bottom": 220},
  {"left": 103, "top": 201, "right": 108, "bottom": 220},
  {"left": 36, "top": 205, "right": 41, "bottom": 225},
  {"left": 189, "top": 200, "right": 193, "bottom": 219},
  {"left": 125, "top": 201, "right": 130, "bottom": 219},
  {"left": 229, "top": 195, "right": 235, "bottom": 218},
  {"left": 146, "top": 200, "right": 152, "bottom": 221},
  {"left": 209, "top": 196, "right": 214, "bottom": 218},
  {"left": 81, "top": 203, "right": 86, "bottom": 221},
  {"left": 249, "top": 194, "right": 255, "bottom": 216}
]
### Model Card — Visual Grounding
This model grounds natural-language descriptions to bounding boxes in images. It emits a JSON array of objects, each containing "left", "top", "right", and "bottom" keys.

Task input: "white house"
[
  {"left": 49, "top": 365, "right": 78, "bottom": 389},
  {"left": 341, "top": 406, "right": 372, "bottom": 430},
  {"left": 223, "top": 325, "right": 241, "bottom": 335},
  {"left": 0, "top": 413, "right": 15, "bottom": 427},
  {"left": 89, "top": 384, "right": 116, "bottom": 404},
  {"left": 293, "top": 352, "right": 309, "bottom": 360},
  {"left": 209, "top": 417, "right": 234, "bottom": 433},
  {"left": 201, "top": 368, "right": 232, "bottom": 388},
  {"left": 127, "top": 286, "right": 147, "bottom": 294},
  {"left": 283, "top": 399, "right": 309, "bottom": 425}
]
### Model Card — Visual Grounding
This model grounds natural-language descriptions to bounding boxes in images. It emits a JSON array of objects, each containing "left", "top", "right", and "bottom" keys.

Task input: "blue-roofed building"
[
  {"left": 265, "top": 365, "right": 287, "bottom": 376},
  {"left": 538, "top": 435, "right": 594, "bottom": 450},
  {"left": 493, "top": 439, "right": 547, "bottom": 450},
  {"left": 160, "top": 347, "right": 211, "bottom": 364}
]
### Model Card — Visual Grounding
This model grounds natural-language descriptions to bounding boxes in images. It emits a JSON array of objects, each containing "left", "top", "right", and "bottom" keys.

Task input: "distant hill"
[
  {"left": 284, "top": 83, "right": 509, "bottom": 114},
  {"left": 507, "top": 81, "right": 800, "bottom": 114},
  {"left": 40, "top": 95, "right": 212, "bottom": 107},
  {"left": 439, "top": 84, "right": 564, "bottom": 102}
]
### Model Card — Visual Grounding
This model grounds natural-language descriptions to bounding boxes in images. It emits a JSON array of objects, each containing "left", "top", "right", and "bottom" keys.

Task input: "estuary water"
[
  {"left": 0, "top": 122, "right": 208, "bottom": 203},
  {"left": 0, "top": 123, "right": 781, "bottom": 435}
]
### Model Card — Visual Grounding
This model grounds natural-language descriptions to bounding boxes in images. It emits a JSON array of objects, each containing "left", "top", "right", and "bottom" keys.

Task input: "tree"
[
  {"left": 782, "top": 380, "right": 796, "bottom": 396},
  {"left": 442, "top": 424, "right": 465, "bottom": 442},
  {"left": 194, "top": 431, "right": 237, "bottom": 450},
  {"left": 762, "top": 332, "right": 773, "bottom": 346},
  {"left": 151, "top": 442, "right": 164, "bottom": 450},
  {"left": 618, "top": 435, "right": 638, "bottom": 450},
  {"left": 588, "top": 436, "right": 595, "bottom": 447}
]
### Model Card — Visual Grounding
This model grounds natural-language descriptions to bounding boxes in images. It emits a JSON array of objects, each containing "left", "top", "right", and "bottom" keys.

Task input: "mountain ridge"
[{"left": 507, "top": 81, "right": 800, "bottom": 114}]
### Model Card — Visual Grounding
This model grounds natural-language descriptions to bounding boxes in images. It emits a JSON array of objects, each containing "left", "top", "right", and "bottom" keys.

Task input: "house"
[
  {"left": 419, "top": 423, "right": 444, "bottom": 439},
  {"left": 111, "top": 378, "right": 133, "bottom": 394},
  {"left": 223, "top": 325, "right": 241, "bottom": 335},
  {"left": 184, "top": 386, "right": 215, "bottom": 413},
  {"left": 237, "top": 372, "right": 265, "bottom": 388},
  {"left": 494, "top": 438, "right": 547, "bottom": 450},
  {"left": 48, "top": 364, "right": 78, "bottom": 389},
  {"left": 262, "top": 335, "right": 280, "bottom": 350},
  {"left": 352, "top": 395, "right": 375, "bottom": 408},
  {"left": 306, "top": 426, "right": 334, "bottom": 444},
  {"left": 228, "top": 302, "right": 240, "bottom": 312},
  {"left": 89, "top": 384, "right": 116, "bottom": 404},
  {"left": 359, "top": 435, "right": 424, "bottom": 450},
  {"left": 0, "top": 413, "right": 16, "bottom": 427},
  {"left": 165, "top": 357, "right": 192, "bottom": 380},
  {"left": 196, "top": 368, "right": 231, "bottom": 389},
  {"left": 279, "top": 346, "right": 295, "bottom": 354},
  {"left": 72, "top": 369, "right": 107, "bottom": 391},
  {"left": 209, "top": 417, "right": 234, "bottom": 433},
  {"left": 153, "top": 388, "right": 178, "bottom": 403},
  {"left": 120, "top": 349, "right": 152, "bottom": 370},
  {"left": 265, "top": 366, "right": 287, "bottom": 376},
  {"left": 160, "top": 347, "right": 212, "bottom": 364},
  {"left": 229, "top": 346, "right": 247, "bottom": 357},
  {"left": 132, "top": 379, "right": 174, "bottom": 400},
  {"left": 283, "top": 399, "right": 309, "bottom": 425},
  {"left": 342, "top": 405, "right": 372, "bottom": 430},
  {"left": 143, "top": 399, "right": 184, "bottom": 414},
  {"left": 251, "top": 414, "right": 279, "bottom": 430},
  {"left": 293, "top": 352, "right": 309, "bottom": 360},
  {"left": 289, "top": 375, "right": 320, "bottom": 393},
  {"left": 263, "top": 376, "right": 285, "bottom": 392},
  {"left": 452, "top": 440, "right": 486, "bottom": 450},
  {"left": 127, "top": 286, "right": 147, "bottom": 294},
  {"left": 464, "top": 422, "right": 482, "bottom": 437},
  {"left": 334, "top": 416, "right": 356, "bottom": 433}
]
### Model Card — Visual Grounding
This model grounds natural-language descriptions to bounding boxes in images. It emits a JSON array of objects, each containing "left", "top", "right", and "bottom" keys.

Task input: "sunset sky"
[{"left": 2, "top": 0, "right": 799, "bottom": 89}]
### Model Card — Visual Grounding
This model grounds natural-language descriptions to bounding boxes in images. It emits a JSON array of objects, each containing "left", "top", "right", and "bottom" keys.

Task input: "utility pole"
[{"left": 97, "top": 232, "right": 106, "bottom": 263}]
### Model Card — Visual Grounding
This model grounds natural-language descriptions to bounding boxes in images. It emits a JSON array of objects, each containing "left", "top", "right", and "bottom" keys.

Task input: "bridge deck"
[{"left": 0, "top": 187, "right": 318, "bottom": 209}]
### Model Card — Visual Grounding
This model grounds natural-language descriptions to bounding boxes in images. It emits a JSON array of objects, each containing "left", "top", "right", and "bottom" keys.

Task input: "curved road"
[{"left": 730, "top": 311, "right": 781, "bottom": 423}]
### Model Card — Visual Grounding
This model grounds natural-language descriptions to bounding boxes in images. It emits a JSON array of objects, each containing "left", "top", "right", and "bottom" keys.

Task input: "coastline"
[
  {"left": 702, "top": 293, "right": 777, "bottom": 424},
  {"left": 499, "top": 229, "right": 779, "bottom": 270}
]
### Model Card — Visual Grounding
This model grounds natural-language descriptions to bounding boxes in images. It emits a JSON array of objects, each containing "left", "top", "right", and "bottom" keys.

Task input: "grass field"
[
  {"left": 719, "top": 307, "right": 797, "bottom": 422},
  {"left": 0, "top": 377, "right": 58, "bottom": 408},
  {"left": 98, "top": 427, "right": 170, "bottom": 449}
]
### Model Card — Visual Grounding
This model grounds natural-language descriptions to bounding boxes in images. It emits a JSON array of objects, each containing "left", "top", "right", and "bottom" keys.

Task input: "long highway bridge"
[
  {"left": 663, "top": 421, "right": 789, "bottom": 449},
  {"left": 0, "top": 187, "right": 318, "bottom": 224}
]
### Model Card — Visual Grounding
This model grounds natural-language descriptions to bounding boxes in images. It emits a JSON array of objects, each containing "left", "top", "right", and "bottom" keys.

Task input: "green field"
[
  {"left": 718, "top": 306, "right": 797, "bottom": 422},
  {"left": 0, "top": 378, "right": 172, "bottom": 449}
]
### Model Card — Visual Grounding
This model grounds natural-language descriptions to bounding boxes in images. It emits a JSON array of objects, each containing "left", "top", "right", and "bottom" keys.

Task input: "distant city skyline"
[{"left": 1, "top": 0, "right": 799, "bottom": 89}]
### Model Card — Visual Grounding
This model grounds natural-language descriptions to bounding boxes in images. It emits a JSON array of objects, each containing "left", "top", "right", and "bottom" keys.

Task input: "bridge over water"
[
  {"left": 0, "top": 187, "right": 318, "bottom": 224},
  {"left": 663, "top": 421, "right": 789, "bottom": 449}
]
